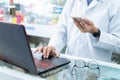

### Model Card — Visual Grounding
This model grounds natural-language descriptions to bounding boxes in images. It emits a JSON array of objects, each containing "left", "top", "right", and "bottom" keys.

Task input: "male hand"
[
  {"left": 73, "top": 18, "right": 98, "bottom": 33},
  {"left": 35, "top": 46, "right": 60, "bottom": 58}
]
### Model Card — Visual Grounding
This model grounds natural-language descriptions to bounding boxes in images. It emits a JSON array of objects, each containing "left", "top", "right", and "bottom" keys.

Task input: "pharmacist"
[{"left": 36, "top": 0, "right": 120, "bottom": 62}]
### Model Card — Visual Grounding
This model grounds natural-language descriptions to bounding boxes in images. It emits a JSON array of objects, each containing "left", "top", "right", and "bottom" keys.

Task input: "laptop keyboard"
[
  {"left": 34, "top": 58, "right": 56, "bottom": 70},
  {"left": 31, "top": 49, "right": 70, "bottom": 77}
]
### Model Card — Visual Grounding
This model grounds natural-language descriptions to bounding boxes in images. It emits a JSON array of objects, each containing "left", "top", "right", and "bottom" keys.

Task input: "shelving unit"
[
  {"left": 0, "top": 0, "right": 67, "bottom": 47},
  {"left": 24, "top": 24, "right": 56, "bottom": 38}
]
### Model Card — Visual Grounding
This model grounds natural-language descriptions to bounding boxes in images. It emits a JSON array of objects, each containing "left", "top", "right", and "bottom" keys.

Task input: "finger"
[
  {"left": 79, "top": 21, "right": 86, "bottom": 32},
  {"left": 43, "top": 47, "right": 48, "bottom": 58},
  {"left": 77, "top": 17, "right": 82, "bottom": 21},
  {"left": 46, "top": 47, "right": 52, "bottom": 58},
  {"left": 55, "top": 52, "right": 60, "bottom": 57},
  {"left": 83, "top": 18, "right": 92, "bottom": 25},
  {"left": 73, "top": 18, "right": 84, "bottom": 32},
  {"left": 40, "top": 47, "right": 43, "bottom": 53},
  {"left": 83, "top": 18, "right": 96, "bottom": 32},
  {"left": 34, "top": 47, "right": 43, "bottom": 53},
  {"left": 52, "top": 50, "right": 60, "bottom": 57},
  {"left": 80, "top": 19, "right": 88, "bottom": 32},
  {"left": 73, "top": 18, "right": 81, "bottom": 26}
]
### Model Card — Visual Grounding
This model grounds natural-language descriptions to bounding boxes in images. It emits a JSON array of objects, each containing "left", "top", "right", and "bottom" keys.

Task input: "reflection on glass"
[{"left": 71, "top": 60, "right": 100, "bottom": 80}]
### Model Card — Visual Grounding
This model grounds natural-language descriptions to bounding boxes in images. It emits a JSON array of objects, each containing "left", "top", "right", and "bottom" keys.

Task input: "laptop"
[{"left": 0, "top": 22, "right": 70, "bottom": 76}]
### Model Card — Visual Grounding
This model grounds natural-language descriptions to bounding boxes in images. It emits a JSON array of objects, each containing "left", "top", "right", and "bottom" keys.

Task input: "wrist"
[
  {"left": 91, "top": 27, "right": 99, "bottom": 34},
  {"left": 92, "top": 28, "right": 101, "bottom": 38}
]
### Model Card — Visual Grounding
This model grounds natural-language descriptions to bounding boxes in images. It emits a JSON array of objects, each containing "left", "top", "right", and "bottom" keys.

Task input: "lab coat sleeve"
[
  {"left": 48, "top": 16, "right": 67, "bottom": 52},
  {"left": 93, "top": 5, "right": 120, "bottom": 53},
  {"left": 48, "top": 0, "right": 73, "bottom": 52}
]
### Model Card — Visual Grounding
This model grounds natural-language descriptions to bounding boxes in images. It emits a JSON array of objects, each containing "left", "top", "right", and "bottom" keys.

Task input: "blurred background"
[{"left": 0, "top": 0, "right": 120, "bottom": 64}]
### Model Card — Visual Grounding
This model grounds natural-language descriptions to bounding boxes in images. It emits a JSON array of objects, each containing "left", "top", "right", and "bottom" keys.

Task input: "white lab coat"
[{"left": 48, "top": 0, "right": 120, "bottom": 62}]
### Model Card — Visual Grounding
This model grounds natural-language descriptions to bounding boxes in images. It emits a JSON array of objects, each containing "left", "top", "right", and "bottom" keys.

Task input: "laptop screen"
[{"left": 0, "top": 22, "right": 38, "bottom": 74}]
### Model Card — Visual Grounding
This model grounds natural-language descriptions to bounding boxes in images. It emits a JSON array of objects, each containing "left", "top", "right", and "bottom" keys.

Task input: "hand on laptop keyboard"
[
  {"left": 33, "top": 50, "right": 53, "bottom": 59},
  {"left": 34, "top": 46, "right": 60, "bottom": 59}
]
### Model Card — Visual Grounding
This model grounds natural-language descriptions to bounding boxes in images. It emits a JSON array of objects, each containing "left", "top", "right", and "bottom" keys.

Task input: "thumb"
[{"left": 52, "top": 50, "right": 60, "bottom": 57}]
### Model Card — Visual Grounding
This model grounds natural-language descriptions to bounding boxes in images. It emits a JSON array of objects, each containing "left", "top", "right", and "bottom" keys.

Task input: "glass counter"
[
  {"left": 0, "top": 54, "right": 120, "bottom": 80},
  {"left": 45, "top": 54, "right": 120, "bottom": 80}
]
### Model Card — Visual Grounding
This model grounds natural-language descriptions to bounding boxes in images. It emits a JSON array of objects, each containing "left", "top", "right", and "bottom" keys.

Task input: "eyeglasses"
[{"left": 71, "top": 60, "right": 100, "bottom": 80}]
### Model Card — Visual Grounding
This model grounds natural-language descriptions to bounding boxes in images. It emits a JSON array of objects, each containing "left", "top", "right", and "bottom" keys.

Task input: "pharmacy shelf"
[{"left": 24, "top": 24, "right": 56, "bottom": 38}]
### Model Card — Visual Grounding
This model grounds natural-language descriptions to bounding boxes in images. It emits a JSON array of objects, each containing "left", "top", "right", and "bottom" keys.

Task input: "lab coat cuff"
[
  {"left": 94, "top": 31, "right": 110, "bottom": 47},
  {"left": 93, "top": 31, "right": 117, "bottom": 52}
]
